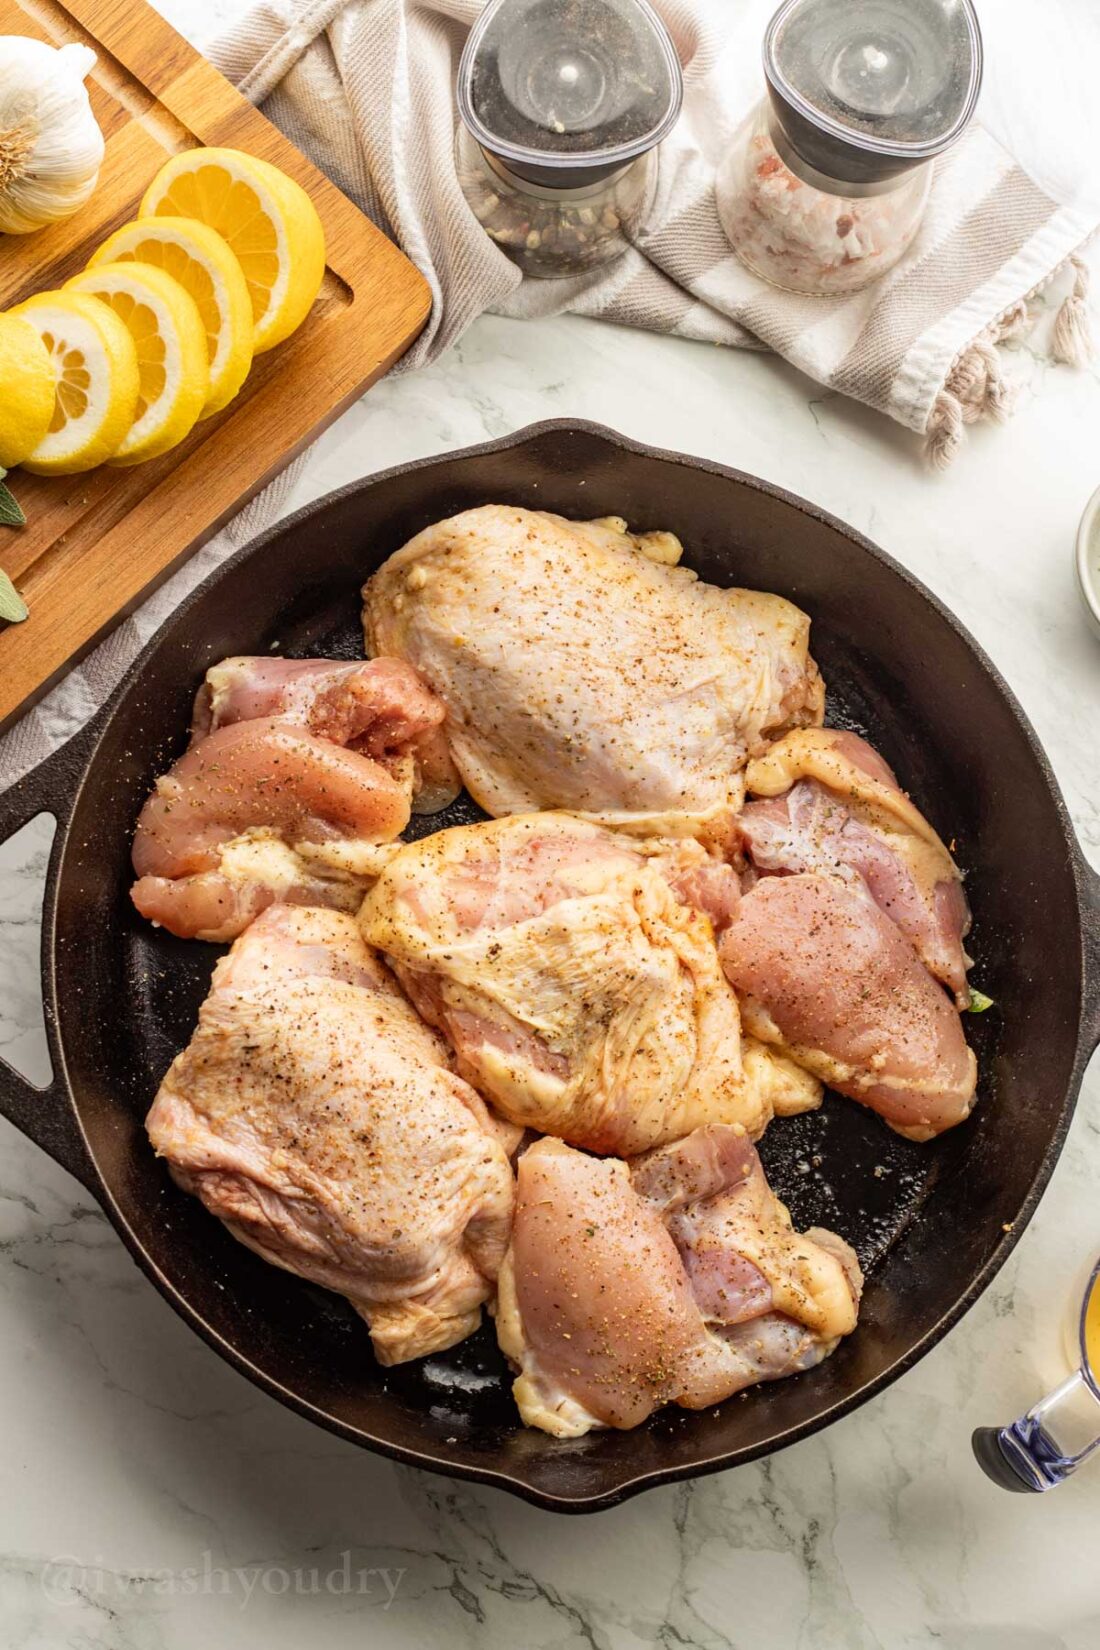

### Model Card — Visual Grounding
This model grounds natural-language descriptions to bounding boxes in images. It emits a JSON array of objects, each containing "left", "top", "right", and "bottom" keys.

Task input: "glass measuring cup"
[{"left": 973, "top": 1253, "right": 1100, "bottom": 1492}]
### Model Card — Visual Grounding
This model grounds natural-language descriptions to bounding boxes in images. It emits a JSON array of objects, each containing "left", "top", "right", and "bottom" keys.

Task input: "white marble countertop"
[{"left": 2, "top": 3, "right": 1100, "bottom": 1646}]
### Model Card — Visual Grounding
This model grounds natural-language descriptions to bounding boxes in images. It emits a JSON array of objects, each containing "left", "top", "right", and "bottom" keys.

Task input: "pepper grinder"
[
  {"left": 717, "top": 0, "right": 983, "bottom": 296},
  {"left": 455, "top": 0, "right": 683, "bottom": 279}
]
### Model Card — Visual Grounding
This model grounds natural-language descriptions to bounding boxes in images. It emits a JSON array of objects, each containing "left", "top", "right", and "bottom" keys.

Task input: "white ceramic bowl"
[{"left": 1076, "top": 484, "right": 1100, "bottom": 640}]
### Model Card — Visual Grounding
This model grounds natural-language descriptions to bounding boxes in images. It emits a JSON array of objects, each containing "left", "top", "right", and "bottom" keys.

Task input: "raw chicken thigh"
[
  {"left": 496, "top": 1127, "right": 861, "bottom": 1436},
  {"left": 191, "top": 655, "right": 460, "bottom": 812},
  {"left": 131, "top": 657, "right": 451, "bottom": 942},
  {"left": 365, "top": 506, "right": 824, "bottom": 841},
  {"left": 131, "top": 721, "right": 406, "bottom": 941},
  {"left": 146, "top": 905, "right": 515, "bottom": 1365},
  {"left": 719, "top": 873, "right": 978, "bottom": 1141},
  {"left": 740, "top": 728, "right": 971, "bottom": 1005},
  {"left": 359, "top": 812, "right": 820, "bottom": 1157}
]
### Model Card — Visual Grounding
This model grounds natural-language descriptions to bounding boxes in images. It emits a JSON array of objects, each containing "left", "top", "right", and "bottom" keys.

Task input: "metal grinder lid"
[
  {"left": 457, "top": 0, "right": 684, "bottom": 189},
  {"left": 764, "top": 0, "right": 983, "bottom": 188}
]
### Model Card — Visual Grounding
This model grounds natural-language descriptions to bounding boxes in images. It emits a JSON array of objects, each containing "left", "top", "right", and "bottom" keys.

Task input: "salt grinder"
[{"left": 717, "top": 0, "right": 984, "bottom": 295}]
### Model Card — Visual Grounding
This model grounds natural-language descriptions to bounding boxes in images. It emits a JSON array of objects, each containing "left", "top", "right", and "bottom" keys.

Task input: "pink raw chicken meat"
[
  {"left": 739, "top": 728, "right": 972, "bottom": 1005},
  {"left": 495, "top": 1127, "right": 861, "bottom": 1436},
  {"left": 131, "top": 719, "right": 410, "bottom": 942},
  {"left": 146, "top": 905, "right": 515, "bottom": 1365},
  {"left": 718, "top": 873, "right": 978, "bottom": 1141},
  {"left": 132, "top": 656, "right": 461, "bottom": 943},
  {"left": 191, "top": 655, "right": 460, "bottom": 813}
]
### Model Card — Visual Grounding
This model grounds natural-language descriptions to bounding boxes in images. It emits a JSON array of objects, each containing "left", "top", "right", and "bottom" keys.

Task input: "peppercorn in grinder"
[{"left": 455, "top": 0, "right": 683, "bottom": 278}]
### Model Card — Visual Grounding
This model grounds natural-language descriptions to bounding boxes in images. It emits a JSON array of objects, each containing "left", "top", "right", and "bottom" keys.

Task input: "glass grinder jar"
[
  {"left": 717, "top": 0, "right": 983, "bottom": 296},
  {"left": 455, "top": 0, "right": 683, "bottom": 279}
]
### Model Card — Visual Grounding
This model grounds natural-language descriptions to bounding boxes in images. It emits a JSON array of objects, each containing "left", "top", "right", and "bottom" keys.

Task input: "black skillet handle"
[{"left": 0, "top": 725, "right": 103, "bottom": 1194}]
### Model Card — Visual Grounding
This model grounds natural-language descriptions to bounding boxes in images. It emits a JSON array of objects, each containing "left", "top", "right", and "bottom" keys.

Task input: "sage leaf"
[
  {"left": 0, "top": 570, "right": 28, "bottom": 623},
  {"left": 0, "top": 477, "right": 26, "bottom": 528}
]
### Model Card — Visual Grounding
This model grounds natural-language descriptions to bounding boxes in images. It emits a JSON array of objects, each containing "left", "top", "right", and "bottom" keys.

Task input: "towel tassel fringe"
[
  {"left": 926, "top": 253, "right": 1093, "bottom": 468},
  {"left": 1052, "top": 255, "right": 1094, "bottom": 368},
  {"left": 927, "top": 330, "right": 1015, "bottom": 471}
]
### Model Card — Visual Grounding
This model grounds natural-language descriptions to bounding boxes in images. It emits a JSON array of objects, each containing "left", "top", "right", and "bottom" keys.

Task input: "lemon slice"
[
  {"left": 65, "top": 262, "right": 209, "bottom": 465},
  {"left": 0, "top": 312, "right": 57, "bottom": 469},
  {"left": 140, "top": 148, "right": 326, "bottom": 354},
  {"left": 13, "top": 292, "right": 140, "bottom": 476},
  {"left": 89, "top": 217, "right": 254, "bottom": 418}
]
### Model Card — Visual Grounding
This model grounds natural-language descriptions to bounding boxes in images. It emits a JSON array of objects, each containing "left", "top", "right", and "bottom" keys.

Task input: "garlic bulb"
[{"left": 0, "top": 37, "right": 104, "bottom": 235}]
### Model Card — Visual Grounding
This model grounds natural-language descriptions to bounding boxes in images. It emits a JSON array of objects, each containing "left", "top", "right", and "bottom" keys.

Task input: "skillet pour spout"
[{"left": 0, "top": 419, "right": 1098, "bottom": 1512}]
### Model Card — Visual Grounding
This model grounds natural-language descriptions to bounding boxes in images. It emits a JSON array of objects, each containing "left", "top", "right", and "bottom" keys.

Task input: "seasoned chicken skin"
[
  {"left": 719, "top": 873, "right": 978, "bottom": 1141},
  {"left": 359, "top": 812, "right": 820, "bottom": 1157},
  {"left": 740, "top": 729, "right": 971, "bottom": 1005},
  {"left": 365, "top": 506, "right": 824, "bottom": 841},
  {"left": 496, "top": 1129, "right": 861, "bottom": 1436},
  {"left": 146, "top": 905, "right": 515, "bottom": 1364}
]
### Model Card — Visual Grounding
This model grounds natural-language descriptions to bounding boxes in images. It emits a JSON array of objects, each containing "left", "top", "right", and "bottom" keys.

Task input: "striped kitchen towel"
[{"left": 210, "top": 0, "right": 1096, "bottom": 466}]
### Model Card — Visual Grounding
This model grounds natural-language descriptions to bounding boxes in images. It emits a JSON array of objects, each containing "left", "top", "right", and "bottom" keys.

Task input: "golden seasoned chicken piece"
[
  {"left": 496, "top": 1129, "right": 861, "bottom": 1437},
  {"left": 146, "top": 905, "right": 515, "bottom": 1365},
  {"left": 364, "top": 505, "right": 824, "bottom": 842},
  {"left": 359, "top": 812, "right": 820, "bottom": 1157}
]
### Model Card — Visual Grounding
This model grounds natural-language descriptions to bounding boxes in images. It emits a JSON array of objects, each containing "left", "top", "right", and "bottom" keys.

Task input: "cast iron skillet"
[{"left": 1, "top": 420, "right": 1098, "bottom": 1513}]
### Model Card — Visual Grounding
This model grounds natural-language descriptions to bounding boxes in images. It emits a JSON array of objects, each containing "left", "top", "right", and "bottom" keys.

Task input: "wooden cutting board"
[{"left": 0, "top": 0, "right": 432, "bottom": 734}]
